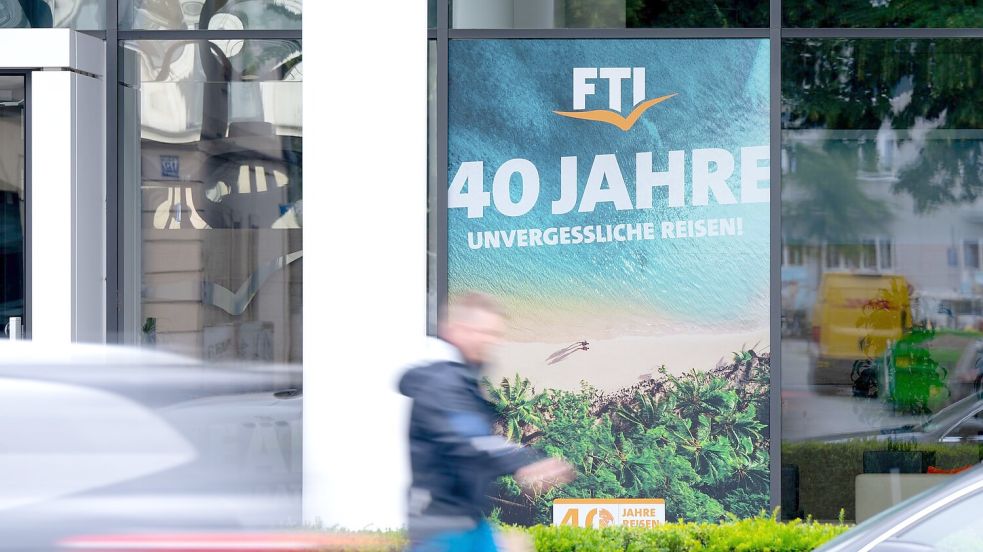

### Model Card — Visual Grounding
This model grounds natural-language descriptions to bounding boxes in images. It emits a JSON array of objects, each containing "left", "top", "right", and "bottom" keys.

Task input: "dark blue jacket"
[{"left": 399, "top": 339, "right": 539, "bottom": 523}]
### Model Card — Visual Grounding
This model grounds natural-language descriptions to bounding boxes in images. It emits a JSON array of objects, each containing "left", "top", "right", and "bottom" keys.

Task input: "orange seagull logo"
[{"left": 553, "top": 93, "right": 678, "bottom": 131}]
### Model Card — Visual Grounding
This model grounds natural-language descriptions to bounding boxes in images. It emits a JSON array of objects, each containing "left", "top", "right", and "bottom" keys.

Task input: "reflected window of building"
[
  {"left": 964, "top": 240, "right": 980, "bottom": 269},
  {"left": 121, "top": 39, "right": 302, "bottom": 363},
  {"left": 784, "top": 245, "right": 806, "bottom": 267},
  {"left": 782, "top": 38, "right": 983, "bottom": 523},
  {"left": 120, "top": 0, "right": 301, "bottom": 30},
  {"left": 0, "top": 76, "right": 24, "bottom": 337},
  {"left": 450, "top": 0, "right": 766, "bottom": 28},
  {"left": 0, "top": 0, "right": 104, "bottom": 29}
]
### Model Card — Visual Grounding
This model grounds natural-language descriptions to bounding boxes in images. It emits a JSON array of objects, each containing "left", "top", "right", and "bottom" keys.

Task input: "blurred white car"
[{"left": 0, "top": 341, "right": 311, "bottom": 550}]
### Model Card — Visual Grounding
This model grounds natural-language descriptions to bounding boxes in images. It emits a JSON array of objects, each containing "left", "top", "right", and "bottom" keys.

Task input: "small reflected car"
[
  {"left": 820, "top": 392, "right": 983, "bottom": 445},
  {"left": 0, "top": 341, "right": 317, "bottom": 551},
  {"left": 815, "top": 463, "right": 983, "bottom": 552}
]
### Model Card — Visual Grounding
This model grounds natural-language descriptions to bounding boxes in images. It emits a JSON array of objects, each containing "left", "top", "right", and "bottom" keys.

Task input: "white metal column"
[
  {"left": 0, "top": 30, "right": 106, "bottom": 343},
  {"left": 304, "top": 1, "right": 427, "bottom": 530}
]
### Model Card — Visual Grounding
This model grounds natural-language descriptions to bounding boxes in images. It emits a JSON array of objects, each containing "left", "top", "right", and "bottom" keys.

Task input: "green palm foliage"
[
  {"left": 482, "top": 373, "right": 542, "bottom": 442},
  {"left": 487, "top": 357, "right": 772, "bottom": 525}
]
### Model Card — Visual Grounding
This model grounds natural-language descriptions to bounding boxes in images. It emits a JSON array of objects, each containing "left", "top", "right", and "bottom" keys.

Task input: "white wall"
[{"left": 303, "top": 0, "right": 427, "bottom": 530}]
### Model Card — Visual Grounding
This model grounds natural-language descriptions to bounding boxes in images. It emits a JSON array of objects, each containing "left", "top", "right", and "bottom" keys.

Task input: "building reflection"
[
  {"left": 781, "top": 39, "right": 983, "bottom": 523},
  {"left": 124, "top": 38, "right": 302, "bottom": 362}
]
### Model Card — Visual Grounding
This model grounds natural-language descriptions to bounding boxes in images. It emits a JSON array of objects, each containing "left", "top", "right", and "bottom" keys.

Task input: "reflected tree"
[
  {"left": 784, "top": 39, "right": 983, "bottom": 214},
  {"left": 786, "top": 0, "right": 983, "bottom": 28},
  {"left": 626, "top": 0, "right": 767, "bottom": 27}
]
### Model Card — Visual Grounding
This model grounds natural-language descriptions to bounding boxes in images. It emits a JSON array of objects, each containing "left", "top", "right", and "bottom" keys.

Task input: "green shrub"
[
  {"left": 517, "top": 516, "right": 848, "bottom": 552},
  {"left": 314, "top": 517, "right": 849, "bottom": 551}
]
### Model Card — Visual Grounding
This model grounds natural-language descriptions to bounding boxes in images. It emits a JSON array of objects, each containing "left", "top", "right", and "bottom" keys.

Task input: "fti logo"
[{"left": 554, "top": 67, "right": 676, "bottom": 131}]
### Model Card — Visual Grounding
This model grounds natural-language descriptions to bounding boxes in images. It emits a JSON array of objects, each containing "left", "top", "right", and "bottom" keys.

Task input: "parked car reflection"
[{"left": 819, "top": 392, "right": 983, "bottom": 445}]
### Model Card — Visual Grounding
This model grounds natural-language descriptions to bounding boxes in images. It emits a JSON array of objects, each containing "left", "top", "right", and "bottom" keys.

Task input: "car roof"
[{"left": 0, "top": 341, "right": 301, "bottom": 406}]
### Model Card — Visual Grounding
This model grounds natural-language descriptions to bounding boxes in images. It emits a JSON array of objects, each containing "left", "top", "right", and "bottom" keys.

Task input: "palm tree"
[
  {"left": 614, "top": 435, "right": 657, "bottom": 496},
  {"left": 716, "top": 404, "right": 765, "bottom": 445},
  {"left": 483, "top": 374, "right": 542, "bottom": 442},
  {"left": 730, "top": 447, "right": 770, "bottom": 491},
  {"left": 614, "top": 391, "right": 665, "bottom": 431},
  {"left": 666, "top": 415, "right": 735, "bottom": 485},
  {"left": 661, "top": 368, "right": 736, "bottom": 423}
]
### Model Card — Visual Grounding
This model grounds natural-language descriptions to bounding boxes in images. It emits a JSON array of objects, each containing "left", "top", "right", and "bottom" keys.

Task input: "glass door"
[{"left": 0, "top": 75, "right": 24, "bottom": 338}]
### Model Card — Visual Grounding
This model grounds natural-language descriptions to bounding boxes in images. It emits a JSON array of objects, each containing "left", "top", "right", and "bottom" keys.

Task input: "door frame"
[{"left": 0, "top": 70, "right": 30, "bottom": 338}]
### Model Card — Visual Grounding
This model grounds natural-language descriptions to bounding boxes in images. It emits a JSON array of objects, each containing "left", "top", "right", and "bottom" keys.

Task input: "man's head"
[{"left": 438, "top": 292, "right": 506, "bottom": 366}]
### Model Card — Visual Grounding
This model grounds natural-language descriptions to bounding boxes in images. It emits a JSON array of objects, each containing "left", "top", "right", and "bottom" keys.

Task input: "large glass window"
[
  {"left": 0, "top": 0, "right": 103, "bottom": 29},
  {"left": 122, "top": 39, "right": 302, "bottom": 362},
  {"left": 0, "top": 76, "right": 24, "bottom": 338},
  {"left": 451, "top": 0, "right": 767, "bottom": 28},
  {"left": 782, "top": 38, "right": 983, "bottom": 522},
  {"left": 120, "top": 0, "right": 301, "bottom": 30}
]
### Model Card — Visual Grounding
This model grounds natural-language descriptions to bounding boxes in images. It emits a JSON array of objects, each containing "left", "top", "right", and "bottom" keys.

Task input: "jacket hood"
[{"left": 398, "top": 337, "right": 465, "bottom": 398}]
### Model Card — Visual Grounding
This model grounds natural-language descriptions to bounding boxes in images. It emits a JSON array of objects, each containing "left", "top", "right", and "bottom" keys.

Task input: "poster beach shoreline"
[{"left": 488, "top": 328, "right": 770, "bottom": 393}]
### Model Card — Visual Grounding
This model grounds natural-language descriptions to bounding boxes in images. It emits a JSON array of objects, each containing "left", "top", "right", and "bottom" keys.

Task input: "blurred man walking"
[{"left": 399, "top": 292, "right": 574, "bottom": 551}]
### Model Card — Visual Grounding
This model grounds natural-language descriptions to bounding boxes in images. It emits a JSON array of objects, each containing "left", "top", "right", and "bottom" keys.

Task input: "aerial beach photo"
[{"left": 487, "top": 329, "right": 770, "bottom": 393}]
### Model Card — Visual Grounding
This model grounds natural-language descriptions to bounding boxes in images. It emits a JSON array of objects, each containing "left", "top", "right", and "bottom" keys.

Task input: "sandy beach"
[{"left": 485, "top": 329, "right": 769, "bottom": 393}]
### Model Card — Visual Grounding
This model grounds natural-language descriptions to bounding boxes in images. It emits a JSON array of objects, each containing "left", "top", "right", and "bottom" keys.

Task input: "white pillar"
[
  {"left": 23, "top": 31, "right": 105, "bottom": 344},
  {"left": 304, "top": 0, "right": 427, "bottom": 530}
]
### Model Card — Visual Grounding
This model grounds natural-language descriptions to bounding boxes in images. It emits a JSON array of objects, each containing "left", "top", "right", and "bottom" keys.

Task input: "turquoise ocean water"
[{"left": 448, "top": 40, "right": 770, "bottom": 340}]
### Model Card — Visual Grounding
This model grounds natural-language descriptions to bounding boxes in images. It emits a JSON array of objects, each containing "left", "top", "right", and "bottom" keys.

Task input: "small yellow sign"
[{"left": 552, "top": 499, "right": 666, "bottom": 528}]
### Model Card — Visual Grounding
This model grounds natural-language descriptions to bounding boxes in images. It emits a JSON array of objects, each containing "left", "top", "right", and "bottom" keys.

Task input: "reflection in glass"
[
  {"left": 0, "top": 0, "right": 103, "bottom": 29},
  {"left": 0, "top": 76, "right": 24, "bottom": 337},
  {"left": 785, "top": 0, "right": 983, "bottom": 28},
  {"left": 782, "top": 38, "right": 983, "bottom": 523},
  {"left": 123, "top": 40, "right": 302, "bottom": 362},
  {"left": 451, "top": 0, "right": 766, "bottom": 28},
  {"left": 120, "top": 0, "right": 301, "bottom": 30}
]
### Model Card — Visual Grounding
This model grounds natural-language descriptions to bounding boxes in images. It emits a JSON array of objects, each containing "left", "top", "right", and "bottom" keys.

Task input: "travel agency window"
[
  {"left": 431, "top": 0, "right": 983, "bottom": 529},
  {"left": 118, "top": 1, "right": 301, "bottom": 363}
]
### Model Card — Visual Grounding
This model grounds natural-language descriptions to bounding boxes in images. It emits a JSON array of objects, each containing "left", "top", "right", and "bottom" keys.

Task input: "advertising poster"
[{"left": 447, "top": 39, "right": 770, "bottom": 523}]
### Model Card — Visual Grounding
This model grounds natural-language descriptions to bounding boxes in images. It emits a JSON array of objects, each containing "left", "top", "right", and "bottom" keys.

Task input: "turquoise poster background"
[{"left": 448, "top": 40, "right": 772, "bottom": 524}]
